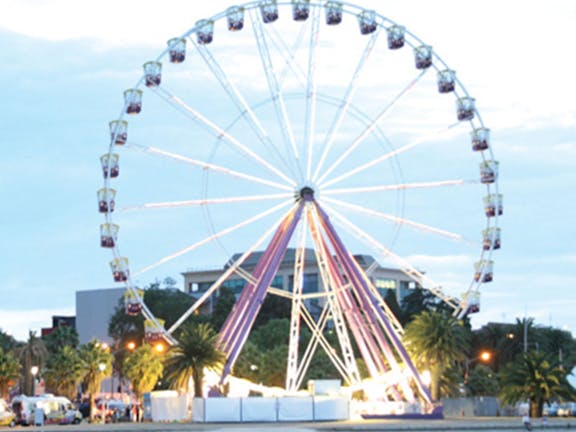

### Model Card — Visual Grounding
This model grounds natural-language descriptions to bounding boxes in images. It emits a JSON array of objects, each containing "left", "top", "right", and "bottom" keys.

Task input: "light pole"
[
  {"left": 464, "top": 350, "right": 492, "bottom": 385},
  {"left": 30, "top": 366, "right": 39, "bottom": 396}
]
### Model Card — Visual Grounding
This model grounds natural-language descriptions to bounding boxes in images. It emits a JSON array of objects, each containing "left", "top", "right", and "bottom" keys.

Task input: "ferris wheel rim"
[{"left": 101, "top": 0, "right": 500, "bottom": 357}]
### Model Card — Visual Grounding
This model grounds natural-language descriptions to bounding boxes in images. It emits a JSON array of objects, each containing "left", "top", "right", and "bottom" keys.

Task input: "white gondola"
[
  {"left": 414, "top": 45, "right": 432, "bottom": 70},
  {"left": 474, "top": 259, "right": 494, "bottom": 283},
  {"left": 167, "top": 37, "right": 186, "bottom": 63},
  {"left": 456, "top": 96, "right": 475, "bottom": 121},
  {"left": 109, "top": 120, "right": 128, "bottom": 145},
  {"left": 260, "top": 0, "right": 279, "bottom": 23},
  {"left": 144, "top": 319, "right": 165, "bottom": 343},
  {"left": 357, "top": 10, "right": 377, "bottom": 35},
  {"left": 100, "top": 153, "right": 119, "bottom": 179},
  {"left": 196, "top": 19, "right": 215, "bottom": 45},
  {"left": 292, "top": 0, "right": 310, "bottom": 21},
  {"left": 437, "top": 69, "right": 455, "bottom": 93},
  {"left": 97, "top": 188, "right": 116, "bottom": 213},
  {"left": 324, "top": 1, "right": 342, "bottom": 25},
  {"left": 482, "top": 227, "right": 501, "bottom": 251},
  {"left": 110, "top": 257, "right": 129, "bottom": 282},
  {"left": 472, "top": 127, "right": 490, "bottom": 151},
  {"left": 387, "top": 25, "right": 405, "bottom": 49},
  {"left": 100, "top": 223, "right": 119, "bottom": 248},
  {"left": 143, "top": 61, "right": 162, "bottom": 88},
  {"left": 484, "top": 193, "right": 503, "bottom": 217},
  {"left": 124, "top": 89, "right": 143, "bottom": 115},
  {"left": 480, "top": 160, "right": 499, "bottom": 184},
  {"left": 462, "top": 291, "right": 480, "bottom": 314},
  {"left": 124, "top": 288, "right": 144, "bottom": 316},
  {"left": 226, "top": 6, "right": 245, "bottom": 31}
]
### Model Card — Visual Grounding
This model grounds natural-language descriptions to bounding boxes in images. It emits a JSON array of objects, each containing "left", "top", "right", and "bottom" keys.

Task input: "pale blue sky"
[{"left": 0, "top": 0, "right": 575, "bottom": 341}]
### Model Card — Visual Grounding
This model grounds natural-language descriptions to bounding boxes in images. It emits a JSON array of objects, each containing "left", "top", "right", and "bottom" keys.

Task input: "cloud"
[{"left": 0, "top": 307, "right": 75, "bottom": 342}]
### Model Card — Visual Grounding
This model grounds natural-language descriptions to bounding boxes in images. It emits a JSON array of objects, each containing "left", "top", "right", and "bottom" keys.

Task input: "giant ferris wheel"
[{"left": 98, "top": 0, "right": 501, "bottom": 403}]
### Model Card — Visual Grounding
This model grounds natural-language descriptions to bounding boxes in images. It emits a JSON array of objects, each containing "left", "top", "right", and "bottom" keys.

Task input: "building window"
[{"left": 288, "top": 273, "right": 319, "bottom": 293}]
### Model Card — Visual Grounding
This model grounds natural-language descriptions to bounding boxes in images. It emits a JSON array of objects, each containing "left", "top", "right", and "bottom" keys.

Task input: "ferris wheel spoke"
[
  {"left": 151, "top": 86, "right": 296, "bottom": 186},
  {"left": 128, "top": 143, "right": 293, "bottom": 192},
  {"left": 190, "top": 40, "right": 297, "bottom": 179},
  {"left": 304, "top": 6, "right": 321, "bottom": 180},
  {"left": 316, "top": 69, "right": 428, "bottom": 186},
  {"left": 321, "top": 202, "right": 460, "bottom": 310},
  {"left": 249, "top": 9, "right": 302, "bottom": 182},
  {"left": 324, "top": 179, "right": 466, "bottom": 196},
  {"left": 133, "top": 199, "right": 294, "bottom": 277},
  {"left": 267, "top": 18, "right": 308, "bottom": 88},
  {"left": 322, "top": 196, "right": 464, "bottom": 242},
  {"left": 121, "top": 193, "right": 293, "bottom": 212},
  {"left": 167, "top": 205, "right": 296, "bottom": 334},
  {"left": 312, "top": 30, "right": 381, "bottom": 183},
  {"left": 319, "top": 123, "right": 462, "bottom": 189}
]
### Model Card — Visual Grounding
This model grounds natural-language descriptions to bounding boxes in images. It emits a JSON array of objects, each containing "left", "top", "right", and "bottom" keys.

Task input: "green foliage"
[
  {"left": 43, "top": 326, "right": 79, "bottom": 355},
  {"left": 0, "top": 330, "right": 18, "bottom": 352},
  {"left": 17, "top": 331, "right": 48, "bottom": 396},
  {"left": 0, "top": 347, "right": 21, "bottom": 399},
  {"left": 122, "top": 344, "right": 164, "bottom": 401},
  {"left": 466, "top": 364, "right": 499, "bottom": 396},
  {"left": 79, "top": 340, "right": 112, "bottom": 421},
  {"left": 253, "top": 295, "right": 291, "bottom": 328},
  {"left": 43, "top": 345, "right": 83, "bottom": 400},
  {"left": 404, "top": 310, "right": 470, "bottom": 400},
  {"left": 249, "top": 318, "right": 290, "bottom": 349},
  {"left": 163, "top": 322, "right": 225, "bottom": 397},
  {"left": 499, "top": 350, "right": 576, "bottom": 418},
  {"left": 211, "top": 286, "right": 236, "bottom": 331}
]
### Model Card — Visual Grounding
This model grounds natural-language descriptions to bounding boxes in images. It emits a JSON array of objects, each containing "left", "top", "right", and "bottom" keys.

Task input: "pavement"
[{"left": 3, "top": 417, "right": 576, "bottom": 432}]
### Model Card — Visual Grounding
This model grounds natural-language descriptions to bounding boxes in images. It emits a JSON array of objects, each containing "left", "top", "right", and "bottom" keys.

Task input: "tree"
[
  {"left": 79, "top": 340, "right": 112, "bottom": 422},
  {"left": 466, "top": 364, "right": 499, "bottom": 396},
  {"left": 43, "top": 326, "right": 79, "bottom": 355},
  {"left": 499, "top": 350, "right": 576, "bottom": 418},
  {"left": 43, "top": 345, "right": 84, "bottom": 400},
  {"left": 210, "top": 286, "right": 236, "bottom": 331},
  {"left": 163, "top": 322, "right": 225, "bottom": 397},
  {"left": 403, "top": 310, "right": 470, "bottom": 401},
  {"left": 17, "top": 331, "right": 48, "bottom": 396},
  {"left": 0, "top": 347, "right": 21, "bottom": 399},
  {"left": 122, "top": 344, "right": 164, "bottom": 403},
  {"left": 0, "top": 330, "right": 18, "bottom": 352}
]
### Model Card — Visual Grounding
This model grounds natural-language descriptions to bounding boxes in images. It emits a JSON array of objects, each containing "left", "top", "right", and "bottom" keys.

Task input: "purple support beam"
[
  {"left": 316, "top": 231, "right": 387, "bottom": 375},
  {"left": 218, "top": 201, "right": 305, "bottom": 382},
  {"left": 218, "top": 218, "right": 288, "bottom": 350},
  {"left": 314, "top": 200, "right": 432, "bottom": 404}
]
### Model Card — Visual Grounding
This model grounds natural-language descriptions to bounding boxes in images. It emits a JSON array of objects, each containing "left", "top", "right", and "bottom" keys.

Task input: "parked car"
[
  {"left": 543, "top": 402, "right": 559, "bottom": 417},
  {"left": 556, "top": 402, "right": 576, "bottom": 417},
  {"left": 0, "top": 399, "right": 15, "bottom": 427},
  {"left": 11, "top": 394, "right": 82, "bottom": 425}
]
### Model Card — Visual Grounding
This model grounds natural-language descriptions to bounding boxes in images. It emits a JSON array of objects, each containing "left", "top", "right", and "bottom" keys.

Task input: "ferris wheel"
[{"left": 99, "top": 0, "right": 501, "bottom": 401}]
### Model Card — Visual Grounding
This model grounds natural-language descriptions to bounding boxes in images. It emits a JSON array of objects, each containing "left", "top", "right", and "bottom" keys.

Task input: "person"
[{"left": 522, "top": 414, "right": 532, "bottom": 431}]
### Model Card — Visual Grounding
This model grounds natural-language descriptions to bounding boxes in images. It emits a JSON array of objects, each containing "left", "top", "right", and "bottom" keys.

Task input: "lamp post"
[
  {"left": 30, "top": 366, "right": 39, "bottom": 396},
  {"left": 464, "top": 350, "right": 492, "bottom": 385}
]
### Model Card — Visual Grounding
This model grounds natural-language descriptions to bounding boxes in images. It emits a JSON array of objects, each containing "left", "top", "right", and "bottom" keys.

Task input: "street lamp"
[
  {"left": 30, "top": 366, "right": 39, "bottom": 396},
  {"left": 464, "top": 350, "right": 492, "bottom": 384}
]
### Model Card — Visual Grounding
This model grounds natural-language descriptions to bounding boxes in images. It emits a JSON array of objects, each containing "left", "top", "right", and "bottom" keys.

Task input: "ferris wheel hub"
[{"left": 298, "top": 186, "right": 315, "bottom": 201}]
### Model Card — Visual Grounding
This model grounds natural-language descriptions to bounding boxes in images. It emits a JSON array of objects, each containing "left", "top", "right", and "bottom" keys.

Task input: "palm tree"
[
  {"left": 403, "top": 310, "right": 470, "bottom": 401},
  {"left": 43, "top": 345, "right": 84, "bottom": 400},
  {"left": 79, "top": 340, "right": 112, "bottom": 422},
  {"left": 499, "top": 350, "right": 576, "bottom": 418},
  {"left": 163, "top": 322, "right": 225, "bottom": 397},
  {"left": 17, "top": 331, "right": 48, "bottom": 395},
  {"left": 43, "top": 326, "right": 79, "bottom": 355},
  {"left": 0, "top": 347, "right": 21, "bottom": 399},
  {"left": 122, "top": 344, "right": 164, "bottom": 404}
]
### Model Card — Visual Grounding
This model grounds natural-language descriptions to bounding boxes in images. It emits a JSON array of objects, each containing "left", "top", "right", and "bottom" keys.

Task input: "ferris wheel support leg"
[
  {"left": 218, "top": 202, "right": 305, "bottom": 384},
  {"left": 314, "top": 200, "right": 432, "bottom": 404}
]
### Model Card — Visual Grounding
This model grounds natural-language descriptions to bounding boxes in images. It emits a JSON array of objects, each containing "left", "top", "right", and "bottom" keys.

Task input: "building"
[
  {"left": 182, "top": 248, "right": 419, "bottom": 314},
  {"left": 75, "top": 288, "right": 124, "bottom": 344},
  {"left": 41, "top": 315, "right": 76, "bottom": 337}
]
